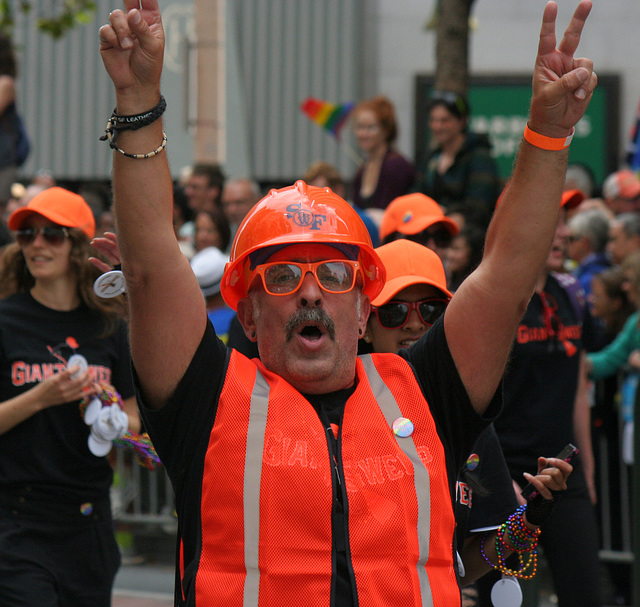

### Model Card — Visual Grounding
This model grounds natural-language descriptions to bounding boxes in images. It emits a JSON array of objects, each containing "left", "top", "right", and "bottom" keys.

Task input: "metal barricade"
[
  {"left": 595, "top": 421, "right": 633, "bottom": 565},
  {"left": 111, "top": 449, "right": 177, "bottom": 532}
]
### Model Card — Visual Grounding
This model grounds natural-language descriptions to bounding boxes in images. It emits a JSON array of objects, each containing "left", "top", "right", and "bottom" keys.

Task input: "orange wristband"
[{"left": 523, "top": 125, "right": 574, "bottom": 150}]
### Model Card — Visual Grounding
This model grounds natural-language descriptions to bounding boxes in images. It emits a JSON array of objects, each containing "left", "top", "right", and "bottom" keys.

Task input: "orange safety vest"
[{"left": 192, "top": 350, "right": 459, "bottom": 607}]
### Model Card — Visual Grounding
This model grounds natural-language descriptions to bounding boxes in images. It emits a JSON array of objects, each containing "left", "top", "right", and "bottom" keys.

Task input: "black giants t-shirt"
[
  {"left": 0, "top": 292, "right": 134, "bottom": 501},
  {"left": 494, "top": 272, "right": 596, "bottom": 482}
]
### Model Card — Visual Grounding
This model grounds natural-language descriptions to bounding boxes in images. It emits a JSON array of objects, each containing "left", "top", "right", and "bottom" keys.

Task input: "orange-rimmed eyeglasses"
[{"left": 250, "top": 260, "right": 360, "bottom": 296}]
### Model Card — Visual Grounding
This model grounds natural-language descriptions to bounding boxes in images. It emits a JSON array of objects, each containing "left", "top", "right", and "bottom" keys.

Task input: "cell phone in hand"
[{"left": 520, "top": 443, "right": 579, "bottom": 501}]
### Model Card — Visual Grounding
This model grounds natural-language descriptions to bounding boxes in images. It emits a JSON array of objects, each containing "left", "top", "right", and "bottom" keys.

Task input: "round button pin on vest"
[
  {"left": 392, "top": 417, "right": 414, "bottom": 437},
  {"left": 466, "top": 453, "right": 480, "bottom": 470},
  {"left": 491, "top": 574, "right": 523, "bottom": 607}
]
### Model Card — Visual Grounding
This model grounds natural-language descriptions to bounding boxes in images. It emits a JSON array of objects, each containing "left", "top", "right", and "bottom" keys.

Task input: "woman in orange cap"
[
  {"left": 378, "top": 192, "right": 459, "bottom": 263},
  {"left": 363, "top": 239, "right": 572, "bottom": 603},
  {"left": 0, "top": 187, "right": 138, "bottom": 606}
]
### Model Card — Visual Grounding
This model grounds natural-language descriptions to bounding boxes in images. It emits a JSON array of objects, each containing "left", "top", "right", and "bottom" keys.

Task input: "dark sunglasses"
[
  {"left": 408, "top": 228, "right": 452, "bottom": 249},
  {"left": 372, "top": 298, "right": 449, "bottom": 329},
  {"left": 429, "top": 90, "right": 469, "bottom": 118},
  {"left": 15, "top": 226, "right": 70, "bottom": 247}
]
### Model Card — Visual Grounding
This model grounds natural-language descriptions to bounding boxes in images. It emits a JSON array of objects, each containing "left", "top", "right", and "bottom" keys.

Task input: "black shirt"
[{"left": 0, "top": 292, "right": 134, "bottom": 501}]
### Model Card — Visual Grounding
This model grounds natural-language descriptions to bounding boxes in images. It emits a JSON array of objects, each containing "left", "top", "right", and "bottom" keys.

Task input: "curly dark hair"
[{"left": 0, "top": 229, "right": 126, "bottom": 335}]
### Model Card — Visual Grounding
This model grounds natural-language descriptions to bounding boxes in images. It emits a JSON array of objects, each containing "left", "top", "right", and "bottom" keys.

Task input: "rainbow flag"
[{"left": 300, "top": 97, "right": 355, "bottom": 140}]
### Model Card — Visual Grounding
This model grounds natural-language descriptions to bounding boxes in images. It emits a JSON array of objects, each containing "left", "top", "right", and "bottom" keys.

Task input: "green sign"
[{"left": 415, "top": 75, "right": 620, "bottom": 187}]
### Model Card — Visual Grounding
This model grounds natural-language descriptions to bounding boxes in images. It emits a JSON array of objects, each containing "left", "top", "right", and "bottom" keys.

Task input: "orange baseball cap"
[
  {"left": 372, "top": 239, "right": 452, "bottom": 306},
  {"left": 379, "top": 192, "right": 459, "bottom": 243},
  {"left": 561, "top": 189, "right": 586, "bottom": 209},
  {"left": 8, "top": 187, "right": 96, "bottom": 239}
]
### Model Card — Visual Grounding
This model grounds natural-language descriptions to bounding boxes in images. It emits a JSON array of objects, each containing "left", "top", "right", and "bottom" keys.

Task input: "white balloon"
[
  {"left": 88, "top": 433, "right": 113, "bottom": 457},
  {"left": 83, "top": 398, "right": 102, "bottom": 425}
]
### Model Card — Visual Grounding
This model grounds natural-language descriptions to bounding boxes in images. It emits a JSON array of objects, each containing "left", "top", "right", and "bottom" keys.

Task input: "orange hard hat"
[{"left": 221, "top": 180, "right": 386, "bottom": 310}]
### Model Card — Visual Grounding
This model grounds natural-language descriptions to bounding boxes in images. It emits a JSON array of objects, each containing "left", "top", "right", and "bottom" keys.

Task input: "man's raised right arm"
[{"left": 99, "top": 0, "right": 206, "bottom": 409}]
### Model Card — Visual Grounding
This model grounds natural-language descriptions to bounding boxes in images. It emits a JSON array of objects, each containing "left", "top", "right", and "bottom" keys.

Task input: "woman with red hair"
[{"left": 351, "top": 95, "right": 415, "bottom": 212}]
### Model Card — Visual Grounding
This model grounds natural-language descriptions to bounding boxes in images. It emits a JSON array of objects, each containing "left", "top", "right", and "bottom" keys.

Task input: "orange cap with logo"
[
  {"left": 221, "top": 180, "right": 386, "bottom": 310},
  {"left": 372, "top": 239, "right": 452, "bottom": 306},
  {"left": 8, "top": 187, "right": 95, "bottom": 239},
  {"left": 379, "top": 192, "right": 459, "bottom": 243}
]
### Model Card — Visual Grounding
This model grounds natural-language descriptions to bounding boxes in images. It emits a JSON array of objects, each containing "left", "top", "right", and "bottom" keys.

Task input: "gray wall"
[
  {"left": 13, "top": 0, "right": 196, "bottom": 182},
  {"left": 231, "top": 0, "right": 368, "bottom": 184},
  {"left": 14, "top": 0, "right": 115, "bottom": 180},
  {"left": 11, "top": 0, "right": 370, "bottom": 185}
]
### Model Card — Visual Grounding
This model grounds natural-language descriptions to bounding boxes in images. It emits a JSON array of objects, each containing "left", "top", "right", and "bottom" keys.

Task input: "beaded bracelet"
[
  {"left": 108, "top": 131, "right": 168, "bottom": 160},
  {"left": 506, "top": 504, "right": 541, "bottom": 549},
  {"left": 479, "top": 529, "right": 538, "bottom": 580},
  {"left": 524, "top": 124, "right": 574, "bottom": 150},
  {"left": 479, "top": 505, "right": 541, "bottom": 580}
]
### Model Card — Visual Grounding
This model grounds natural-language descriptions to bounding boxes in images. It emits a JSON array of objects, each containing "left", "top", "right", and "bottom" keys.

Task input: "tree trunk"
[{"left": 435, "top": 0, "right": 475, "bottom": 96}]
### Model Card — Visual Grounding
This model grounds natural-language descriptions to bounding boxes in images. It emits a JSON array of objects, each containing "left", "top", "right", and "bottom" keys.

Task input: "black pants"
[{"left": 0, "top": 494, "right": 120, "bottom": 607}]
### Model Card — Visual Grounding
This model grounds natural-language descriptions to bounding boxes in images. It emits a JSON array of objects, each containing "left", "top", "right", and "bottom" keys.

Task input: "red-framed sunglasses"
[{"left": 372, "top": 297, "right": 449, "bottom": 329}]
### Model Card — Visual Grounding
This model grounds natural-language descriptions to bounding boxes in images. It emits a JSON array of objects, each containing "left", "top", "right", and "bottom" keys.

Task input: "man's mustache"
[{"left": 285, "top": 307, "right": 336, "bottom": 341}]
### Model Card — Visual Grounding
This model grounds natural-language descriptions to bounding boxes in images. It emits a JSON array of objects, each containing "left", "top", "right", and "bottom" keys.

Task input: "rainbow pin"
[
  {"left": 393, "top": 417, "right": 414, "bottom": 438},
  {"left": 466, "top": 453, "right": 480, "bottom": 471}
]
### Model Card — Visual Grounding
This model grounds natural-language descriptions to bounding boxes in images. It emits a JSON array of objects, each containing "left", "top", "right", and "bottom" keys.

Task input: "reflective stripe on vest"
[
  {"left": 360, "top": 354, "right": 432, "bottom": 602},
  {"left": 243, "top": 367, "right": 270, "bottom": 605}
]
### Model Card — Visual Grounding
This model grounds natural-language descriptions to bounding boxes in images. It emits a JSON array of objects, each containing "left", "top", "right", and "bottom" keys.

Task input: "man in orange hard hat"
[{"left": 97, "top": 1, "right": 596, "bottom": 605}]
